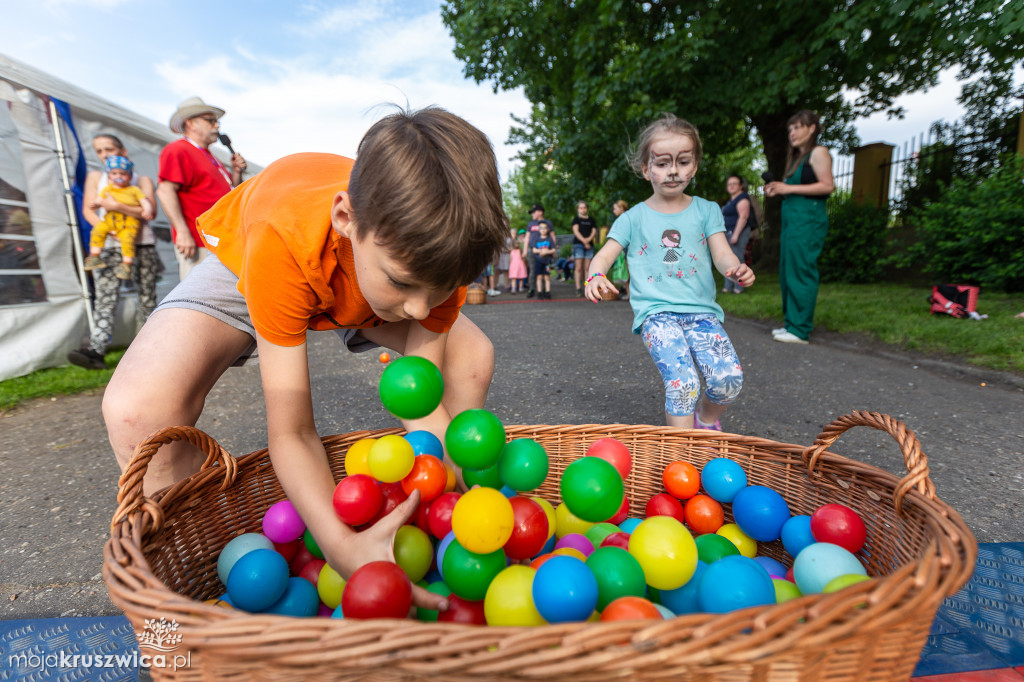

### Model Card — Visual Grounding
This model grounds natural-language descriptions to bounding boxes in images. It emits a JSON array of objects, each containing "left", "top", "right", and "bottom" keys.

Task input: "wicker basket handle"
[
  {"left": 111, "top": 426, "right": 237, "bottom": 533},
  {"left": 804, "top": 410, "right": 935, "bottom": 515}
]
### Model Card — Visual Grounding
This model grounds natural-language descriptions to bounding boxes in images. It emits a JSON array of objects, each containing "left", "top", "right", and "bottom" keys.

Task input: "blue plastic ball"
[
  {"left": 532, "top": 555, "right": 599, "bottom": 623},
  {"left": 659, "top": 560, "right": 708, "bottom": 615},
  {"left": 618, "top": 518, "right": 643, "bottom": 534},
  {"left": 781, "top": 515, "right": 816, "bottom": 558},
  {"left": 731, "top": 485, "right": 791, "bottom": 542},
  {"left": 793, "top": 542, "right": 868, "bottom": 595},
  {"left": 264, "top": 576, "right": 320, "bottom": 617},
  {"left": 653, "top": 603, "right": 675, "bottom": 619},
  {"left": 226, "top": 548, "right": 290, "bottom": 612},
  {"left": 535, "top": 533, "right": 556, "bottom": 557},
  {"left": 700, "top": 458, "right": 748, "bottom": 503},
  {"left": 500, "top": 485, "right": 517, "bottom": 499},
  {"left": 331, "top": 604, "right": 344, "bottom": 619},
  {"left": 437, "top": 530, "right": 456, "bottom": 581},
  {"left": 753, "top": 555, "right": 788, "bottom": 578},
  {"left": 217, "top": 533, "right": 274, "bottom": 585},
  {"left": 404, "top": 430, "right": 444, "bottom": 459},
  {"left": 697, "top": 555, "right": 775, "bottom": 613}
]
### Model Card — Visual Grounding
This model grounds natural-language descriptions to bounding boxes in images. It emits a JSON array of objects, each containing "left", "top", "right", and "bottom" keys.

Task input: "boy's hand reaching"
[
  {"left": 724, "top": 263, "right": 756, "bottom": 288},
  {"left": 585, "top": 274, "right": 618, "bottom": 303}
]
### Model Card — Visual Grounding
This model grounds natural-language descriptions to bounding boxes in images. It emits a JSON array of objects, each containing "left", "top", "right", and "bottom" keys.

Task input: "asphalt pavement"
[{"left": 2, "top": 275, "right": 1022, "bottom": 620}]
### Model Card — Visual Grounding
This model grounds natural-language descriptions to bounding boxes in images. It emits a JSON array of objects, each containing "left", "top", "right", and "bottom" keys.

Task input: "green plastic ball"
[
  {"left": 498, "top": 439, "right": 549, "bottom": 491},
  {"left": 694, "top": 533, "right": 741, "bottom": 564},
  {"left": 440, "top": 538, "right": 507, "bottom": 601},
  {"left": 394, "top": 525, "right": 434, "bottom": 583},
  {"left": 445, "top": 409, "right": 506, "bottom": 470},
  {"left": 416, "top": 581, "right": 453, "bottom": 621},
  {"left": 462, "top": 461, "right": 504, "bottom": 489},
  {"left": 378, "top": 356, "right": 444, "bottom": 420},
  {"left": 586, "top": 546, "right": 647, "bottom": 611},
  {"left": 303, "top": 528, "right": 323, "bottom": 559},
  {"left": 560, "top": 457, "right": 624, "bottom": 522},
  {"left": 584, "top": 523, "right": 620, "bottom": 548}
]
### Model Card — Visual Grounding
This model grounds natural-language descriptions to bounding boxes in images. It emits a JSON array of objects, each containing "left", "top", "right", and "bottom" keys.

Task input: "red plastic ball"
[
  {"left": 412, "top": 498, "right": 433, "bottom": 534},
  {"left": 585, "top": 438, "right": 632, "bottom": 480},
  {"left": 600, "top": 531, "right": 632, "bottom": 550},
  {"left": 332, "top": 474, "right": 383, "bottom": 526},
  {"left": 401, "top": 454, "right": 447, "bottom": 503},
  {"left": 683, "top": 494, "right": 725, "bottom": 534},
  {"left": 289, "top": 545, "right": 317, "bottom": 576},
  {"left": 437, "top": 595, "right": 487, "bottom": 624},
  {"left": 645, "top": 492, "right": 686, "bottom": 523},
  {"left": 273, "top": 539, "right": 301, "bottom": 563},
  {"left": 810, "top": 503, "right": 867, "bottom": 553},
  {"left": 606, "top": 495, "right": 630, "bottom": 525},
  {"left": 341, "top": 561, "right": 413, "bottom": 619},
  {"left": 662, "top": 461, "right": 701, "bottom": 500},
  {"left": 364, "top": 481, "right": 409, "bottom": 528},
  {"left": 427, "top": 492, "right": 462, "bottom": 540},
  {"left": 504, "top": 497, "right": 550, "bottom": 560},
  {"left": 298, "top": 558, "right": 326, "bottom": 587}
]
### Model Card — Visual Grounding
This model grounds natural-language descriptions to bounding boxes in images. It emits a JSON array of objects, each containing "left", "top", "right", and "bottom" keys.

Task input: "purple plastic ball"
[
  {"left": 262, "top": 500, "right": 306, "bottom": 544},
  {"left": 555, "top": 533, "right": 595, "bottom": 557}
]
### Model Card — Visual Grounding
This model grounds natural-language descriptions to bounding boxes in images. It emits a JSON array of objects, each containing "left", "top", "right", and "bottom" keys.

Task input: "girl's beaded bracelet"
[{"left": 585, "top": 273, "right": 606, "bottom": 285}]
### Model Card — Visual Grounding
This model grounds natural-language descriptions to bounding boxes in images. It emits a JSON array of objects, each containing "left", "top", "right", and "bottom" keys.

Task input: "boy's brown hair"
[
  {"left": 347, "top": 107, "right": 507, "bottom": 291},
  {"left": 628, "top": 113, "right": 703, "bottom": 177}
]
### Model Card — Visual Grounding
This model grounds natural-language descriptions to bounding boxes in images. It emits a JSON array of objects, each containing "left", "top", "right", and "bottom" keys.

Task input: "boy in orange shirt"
[{"left": 103, "top": 108, "right": 507, "bottom": 612}]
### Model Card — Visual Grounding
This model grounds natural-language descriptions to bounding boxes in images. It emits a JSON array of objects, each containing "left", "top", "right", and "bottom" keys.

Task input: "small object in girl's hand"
[{"left": 379, "top": 352, "right": 390, "bottom": 364}]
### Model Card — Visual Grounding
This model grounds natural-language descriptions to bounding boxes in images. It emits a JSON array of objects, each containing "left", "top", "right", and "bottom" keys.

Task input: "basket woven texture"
[
  {"left": 105, "top": 412, "right": 976, "bottom": 681},
  {"left": 466, "top": 283, "right": 486, "bottom": 305}
]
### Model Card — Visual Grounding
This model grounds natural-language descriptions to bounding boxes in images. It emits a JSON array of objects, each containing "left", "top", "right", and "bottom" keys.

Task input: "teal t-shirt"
[{"left": 608, "top": 197, "right": 726, "bottom": 333}]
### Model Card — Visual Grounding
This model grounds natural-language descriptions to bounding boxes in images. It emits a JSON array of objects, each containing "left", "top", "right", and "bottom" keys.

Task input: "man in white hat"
[{"left": 156, "top": 96, "right": 247, "bottom": 280}]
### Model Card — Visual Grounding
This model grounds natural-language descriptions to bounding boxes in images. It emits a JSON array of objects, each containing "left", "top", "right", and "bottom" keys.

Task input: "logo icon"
[{"left": 136, "top": 618, "right": 183, "bottom": 653}]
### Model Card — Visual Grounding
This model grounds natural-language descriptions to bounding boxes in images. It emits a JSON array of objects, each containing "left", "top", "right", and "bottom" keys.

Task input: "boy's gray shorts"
[{"left": 153, "top": 254, "right": 377, "bottom": 365}]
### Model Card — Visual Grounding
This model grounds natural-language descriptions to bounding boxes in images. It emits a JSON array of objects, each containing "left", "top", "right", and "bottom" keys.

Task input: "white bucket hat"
[{"left": 169, "top": 96, "right": 225, "bottom": 134}]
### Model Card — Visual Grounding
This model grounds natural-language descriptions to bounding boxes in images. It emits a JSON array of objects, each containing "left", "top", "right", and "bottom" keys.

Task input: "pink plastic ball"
[{"left": 262, "top": 500, "right": 306, "bottom": 544}]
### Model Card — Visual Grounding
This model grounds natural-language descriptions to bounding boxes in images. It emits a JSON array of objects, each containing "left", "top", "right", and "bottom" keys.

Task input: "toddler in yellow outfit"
[{"left": 84, "top": 155, "right": 153, "bottom": 279}]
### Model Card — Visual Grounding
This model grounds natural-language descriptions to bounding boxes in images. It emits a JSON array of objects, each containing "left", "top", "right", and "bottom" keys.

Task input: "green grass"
[
  {"left": 717, "top": 274, "right": 1024, "bottom": 374},
  {"left": 0, "top": 349, "right": 125, "bottom": 411}
]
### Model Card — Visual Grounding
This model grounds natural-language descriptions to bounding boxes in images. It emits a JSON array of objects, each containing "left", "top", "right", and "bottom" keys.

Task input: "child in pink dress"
[{"left": 507, "top": 227, "right": 528, "bottom": 293}]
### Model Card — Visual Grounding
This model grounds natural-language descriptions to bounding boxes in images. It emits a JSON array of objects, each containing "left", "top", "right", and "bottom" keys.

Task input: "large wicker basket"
[{"left": 104, "top": 412, "right": 976, "bottom": 681}]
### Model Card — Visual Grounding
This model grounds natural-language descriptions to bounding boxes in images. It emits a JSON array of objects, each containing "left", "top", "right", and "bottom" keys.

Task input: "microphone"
[
  {"left": 218, "top": 134, "right": 235, "bottom": 155},
  {"left": 761, "top": 171, "right": 774, "bottom": 183}
]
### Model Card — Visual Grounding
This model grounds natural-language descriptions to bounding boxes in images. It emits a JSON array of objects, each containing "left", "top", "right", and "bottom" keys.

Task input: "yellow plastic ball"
[
  {"left": 530, "top": 496, "right": 557, "bottom": 539},
  {"left": 451, "top": 487, "right": 514, "bottom": 554},
  {"left": 317, "top": 563, "right": 347, "bottom": 609},
  {"left": 367, "top": 435, "right": 415, "bottom": 483},
  {"left": 628, "top": 516, "right": 697, "bottom": 591},
  {"left": 344, "top": 438, "right": 375, "bottom": 477},
  {"left": 716, "top": 523, "right": 757, "bottom": 558},
  {"left": 553, "top": 547, "right": 588, "bottom": 562},
  {"left": 203, "top": 598, "right": 234, "bottom": 610},
  {"left": 484, "top": 565, "right": 545, "bottom": 626},
  {"left": 444, "top": 463, "right": 457, "bottom": 492},
  {"left": 554, "top": 502, "right": 594, "bottom": 539}
]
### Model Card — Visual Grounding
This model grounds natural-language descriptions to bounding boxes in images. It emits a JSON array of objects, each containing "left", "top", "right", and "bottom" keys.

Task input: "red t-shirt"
[{"left": 158, "top": 138, "right": 233, "bottom": 246}]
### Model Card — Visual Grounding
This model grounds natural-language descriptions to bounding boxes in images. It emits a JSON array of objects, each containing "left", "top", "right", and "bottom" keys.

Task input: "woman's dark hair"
[
  {"left": 784, "top": 110, "right": 821, "bottom": 178},
  {"left": 94, "top": 133, "right": 126, "bottom": 150}
]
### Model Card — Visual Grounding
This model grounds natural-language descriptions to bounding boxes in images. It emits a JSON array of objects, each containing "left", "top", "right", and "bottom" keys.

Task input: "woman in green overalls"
[{"left": 765, "top": 110, "right": 835, "bottom": 344}]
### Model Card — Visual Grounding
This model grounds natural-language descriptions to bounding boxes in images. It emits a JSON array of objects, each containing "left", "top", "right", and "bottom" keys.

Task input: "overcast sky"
[{"left": 1, "top": 0, "right": 998, "bottom": 180}]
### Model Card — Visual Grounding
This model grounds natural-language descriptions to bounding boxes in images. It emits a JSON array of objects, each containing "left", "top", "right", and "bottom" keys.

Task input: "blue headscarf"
[{"left": 105, "top": 155, "right": 134, "bottom": 174}]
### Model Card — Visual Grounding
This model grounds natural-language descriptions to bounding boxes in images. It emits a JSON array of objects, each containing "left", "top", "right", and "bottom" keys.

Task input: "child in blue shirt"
[{"left": 585, "top": 114, "right": 755, "bottom": 430}]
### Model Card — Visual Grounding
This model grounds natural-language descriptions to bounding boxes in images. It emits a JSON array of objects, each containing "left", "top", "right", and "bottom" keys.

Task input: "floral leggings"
[
  {"left": 88, "top": 245, "right": 162, "bottom": 354},
  {"left": 640, "top": 312, "right": 743, "bottom": 417}
]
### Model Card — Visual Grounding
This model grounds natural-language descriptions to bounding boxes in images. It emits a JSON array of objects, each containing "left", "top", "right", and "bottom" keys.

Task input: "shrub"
[{"left": 819, "top": 198, "right": 889, "bottom": 283}]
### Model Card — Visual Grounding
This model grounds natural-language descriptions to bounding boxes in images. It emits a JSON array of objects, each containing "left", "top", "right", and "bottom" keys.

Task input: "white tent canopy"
[{"left": 0, "top": 53, "right": 248, "bottom": 381}]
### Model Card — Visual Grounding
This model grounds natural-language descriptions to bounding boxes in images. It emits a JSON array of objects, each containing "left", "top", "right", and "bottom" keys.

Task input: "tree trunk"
[{"left": 752, "top": 111, "right": 791, "bottom": 270}]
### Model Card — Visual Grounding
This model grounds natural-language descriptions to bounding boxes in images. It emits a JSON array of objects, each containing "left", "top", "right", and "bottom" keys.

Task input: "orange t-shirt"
[{"left": 197, "top": 153, "right": 466, "bottom": 347}]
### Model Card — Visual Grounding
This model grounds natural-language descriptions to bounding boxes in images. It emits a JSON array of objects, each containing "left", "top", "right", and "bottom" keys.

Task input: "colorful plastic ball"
[
  {"left": 606, "top": 495, "right": 630, "bottom": 525},
  {"left": 530, "top": 552, "right": 555, "bottom": 570},
  {"left": 416, "top": 581, "right": 453, "bottom": 622},
  {"left": 600, "top": 531, "right": 631, "bottom": 550},
  {"left": 781, "top": 515, "right": 816, "bottom": 558},
  {"left": 330, "top": 604, "right": 344, "bottom": 619},
  {"left": 437, "top": 595, "right": 487, "bottom": 624},
  {"left": 427, "top": 491, "right": 461, "bottom": 540},
  {"left": 698, "top": 555, "right": 775, "bottom": 613},
  {"left": 451, "top": 487, "right": 514, "bottom": 554},
  {"left": 584, "top": 522, "right": 620, "bottom": 549},
  {"left": 822, "top": 573, "right": 871, "bottom": 594},
  {"left": 585, "top": 438, "right": 632, "bottom": 480},
  {"left": 367, "top": 435, "right": 416, "bottom": 483},
  {"left": 341, "top": 561, "right": 413, "bottom": 619},
  {"left": 403, "top": 430, "right": 444, "bottom": 459},
  {"left": 700, "top": 458, "right": 748, "bottom": 503},
  {"left": 793, "top": 542, "right": 867, "bottom": 595},
  {"left": 298, "top": 558, "right": 326, "bottom": 587},
  {"left": 716, "top": 523, "right": 757, "bottom": 558},
  {"left": 265, "top": 576, "right": 320, "bottom": 617},
  {"left": 441, "top": 538, "right": 507, "bottom": 601},
  {"left": 443, "top": 462, "right": 457, "bottom": 492},
  {"left": 694, "top": 532, "right": 741, "bottom": 564},
  {"left": 530, "top": 496, "right": 557, "bottom": 539},
  {"left": 462, "top": 462, "right": 503, "bottom": 489},
  {"left": 586, "top": 546, "right": 647, "bottom": 611},
  {"left": 303, "top": 528, "right": 324, "bottom": 559},
  {"left": 811, "top": 504, "right": 867, "bottom": 554},
  {"left": 753, "top": 555, "right": 788, "bottom": 578},
  {"left": 498, "top": 438, "right": 549, "bottom": 491},
  {"left": 484, "top": 565, "right": 546, "bottom": 626},
  {"left": 560, "top": 457, "right": 625, "bottom": 523},
  {"left": 262, "top": 500, "right": 306, "bottom": 544},
  {"left": 379, "top": 352, "right": 390, "bottom": 363},
  {"left": 659, "top": 560, "right": 708, "bottom": 615},
  {"left": 683, "top": 494, "right": 725, "bottom": 534},
  {"left": 532, "top": 555, "right": 599, "bottom": 623},
  {"left": 204, "top": 596, "right": 234, "bottom": 610},
  {"left": 645, "top": 492, "right": 686, "bottom": 523},
  {"left": 289, "top": 544, "right": 316, "bottom": 576},
  {"left": 332, "top": 474, "right": 383, "bottom": 526},
  {"left": 445, "top": 409, "right": 506, "bottom": 470},
  {"left": 731, "top": 485, "right": 791, "bottom": 542},
  {"left": 378, "top": 355, "right": 444, "bottom": 420},
  {"left": 663, "top": 461, "right": 701, "bottom": 500},
  {"left": 536, "top": 533, "right": 556, "bottom": 557},
  {"left": 653, "top": 603, "right": 675, "bottom": 619},
  {"left": 504, "top": 496, "right": 550, "bottom": 560},
  {"left": 628, "top": 516, "right": 698, "bottom": 591},
  {"left": 436, "top": 531, "right": 456, "bottom": 581},
  {"left": 618, "top": 518, "right": 643, "bottom": 534},
  {"left": 555, "top": 533, "right": 595, "bottom": 557},
  {"left": 218, "top": 533, "right": 274, "bottom": 585},
  {"left": 500, "top": 485, "right": 517, "bottom": 498},
  {"left": 273, "top": 539, "right": 301, "bottom": 563},
  {"left": 344, "top": 438, "right": 375, "bottom": 477},
  {"left": 401, "top": 454, "right": 447, "bottom": 503},
  {"left": 554, "top": 502, "right": 595, "bottom": 538},
  {"left": 553, "top": 547, "right": 588, "bottom": 562},
  {"left": 600, "top": 596, "right": 663, "bottom": 621},
  {"left": 226, "top": 548, "right": 290, "bottom": 612},
  {"left": 394, "top": 525, "right": 434, "bottom": 583},
  {"left": 317, "top": 563, "right": 347, "bottom": 609},
  {"left": 365, "top": 481, "right": 409, "bottom": 527},
  {"left": 773, "top": 577, "right": 803, "bottom": 603}
]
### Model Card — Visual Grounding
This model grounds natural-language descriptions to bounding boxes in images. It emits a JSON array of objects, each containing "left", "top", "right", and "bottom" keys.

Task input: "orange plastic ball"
[
  {"left": 401, "top": 454, "right": 447, "bottom": 503},
  {"left": 662, "top": 461, "right": 701, "bottom": 500},
  {"left": 683, "top": 494, "right": 725, "bottom": 534},
  {"left": 530, "top": 553, "right": 555, "bottom": 570},
  {"left": 443, "top": 463, "right": 457, "bottom": 492},
  {"left": 599, "top": 596, "right": 663, "bottom": 622},
  {"left": 379, "top": 352, "right": 390, "bottom": 363}
]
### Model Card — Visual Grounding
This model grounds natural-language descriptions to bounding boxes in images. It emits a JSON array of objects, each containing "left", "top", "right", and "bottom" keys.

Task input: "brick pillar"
[{"left": 851, "top": 142, "right": 895, "bottom": 207}]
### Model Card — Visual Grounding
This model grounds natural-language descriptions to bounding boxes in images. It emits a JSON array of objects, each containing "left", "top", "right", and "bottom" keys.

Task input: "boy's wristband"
[{"left": 586, "top": 273, "right": 606, "bottom": 285}]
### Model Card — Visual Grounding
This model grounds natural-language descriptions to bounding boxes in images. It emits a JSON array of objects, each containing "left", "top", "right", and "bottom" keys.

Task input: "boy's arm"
[
  {"left": 583, "top": 239, "right": 623, "bottom": 302},
  {"left": 708, "top": 232, "right": 755, "bottom": 287},
  {"left": 257, "top": 334, "right": 447, "bottom": 610}
]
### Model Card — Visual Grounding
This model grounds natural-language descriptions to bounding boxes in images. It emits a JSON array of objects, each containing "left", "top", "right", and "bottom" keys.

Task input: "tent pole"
[{"left": 49, "top": 98, "right": 96, "bottom": 336}]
